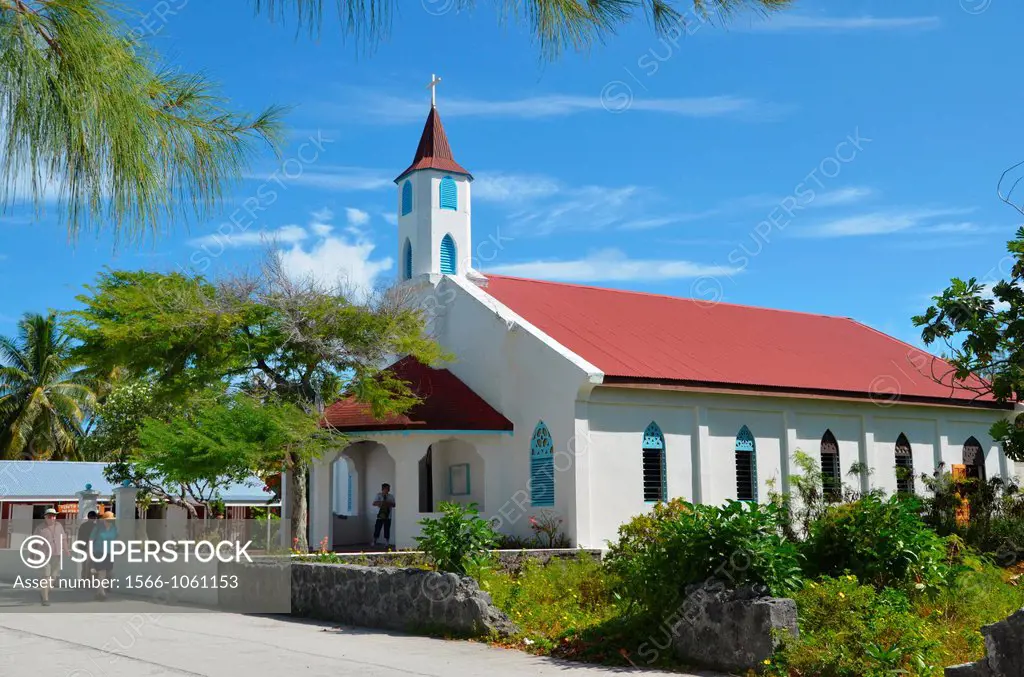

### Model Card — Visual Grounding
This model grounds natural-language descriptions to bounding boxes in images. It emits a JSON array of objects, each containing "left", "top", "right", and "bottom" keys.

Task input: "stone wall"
[
  {"left": 670, "top": 583, "right": 799, "bottom": 674},
  {"left": 290, "top": 563, "right": 518, "bottom": 638},
  {"left": 300, "top": 548, "right": 601, "bottom": 574},
  {"left": 946, "top": 607, "right": 1024, "bottom": 677}
]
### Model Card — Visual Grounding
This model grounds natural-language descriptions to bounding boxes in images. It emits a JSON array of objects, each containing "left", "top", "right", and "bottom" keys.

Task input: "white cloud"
[
  {"left": 813, "top": 187, "right": 876, "bottom": 207},
  {"left": 472, "top": 172, "right": 562, "bottom": 202},
  {"left": 381, "top": 213, "right": 398, "bottom": 226},
  {"left": 245, "top": 166, "right": 392, "bottom": 192},
  {"left": 279, "top": 237, "right": 392, "bottom": 295},
  {"left": 801, "top": 208, "right": 975, "bottom": 238},
  {"left": 189, "top": 224, "right": 308, "bottom": 249},
  {"left": 278, "top": 211, "right": 392, "bottom": 294},
  {"left": 747, "top": 15, "right": 941, "bottom": 32},
  {"left": 311, "top": 207, "right": 334, "bottom": 222},
  {"left": 345, "top": 207, "right": 370, "bottom": 227},
  {"left": 329, "top": 92, "right": 776, "bottom": 125},
  {"left": 489, "top": 248, "right": 738, "bottom": 282}
]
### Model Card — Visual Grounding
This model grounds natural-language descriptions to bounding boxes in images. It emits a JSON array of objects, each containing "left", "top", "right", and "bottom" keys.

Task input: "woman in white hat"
[{"left": 32, "top": 507, "right": 69, "bottom": 606}]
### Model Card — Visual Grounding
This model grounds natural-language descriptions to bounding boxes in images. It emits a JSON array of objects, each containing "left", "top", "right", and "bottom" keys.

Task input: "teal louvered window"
[
  {"left": 530, "top": 421, "right": 554, "bottom": 507},
  {"left": 401, "top": 181, "right": 412, "bottom": 215},
  {"left": 440, "top": 234, "right": 457, "bottom": 275},
  {"left": 439, "top": 176, "right": 457, "bottom": 210},
  {"left": 642, "top": 422, "right": 666, "bottom": 503},
  {"left": 735, "top": 425, "right": 757, "bottom": 502},
  {"left": 402, "top": 239, "right": 413, "bottom": 280}
]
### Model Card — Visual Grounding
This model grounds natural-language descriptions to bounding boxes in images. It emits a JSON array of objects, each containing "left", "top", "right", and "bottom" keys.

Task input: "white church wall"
[
  {"left": 944, "top": 420, "right": 1006, "bottom": 480},
  {"left": 705, "top": 408, "right": 786, "bottom": 507},
  {"left": 871, "top": 416, "right": 940, "bottom": 496},
  {"left": 427, "top": 277, "right": 594, "bottom": 546},
  {"left": 585, "top": 400, "right": 697, "bottom": 548},
  {"left": 581, "top": 386, "right": 1013, "bottom": 549}
]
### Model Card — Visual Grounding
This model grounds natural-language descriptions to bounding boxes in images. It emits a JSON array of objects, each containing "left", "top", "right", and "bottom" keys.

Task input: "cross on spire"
[{"left": 426, "top": 73, "right": 442, "bottom": 108}]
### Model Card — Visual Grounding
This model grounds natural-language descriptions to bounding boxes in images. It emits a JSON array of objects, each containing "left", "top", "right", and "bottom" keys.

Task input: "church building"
[{"left": 305, "top": 96, "right": 1020, "bottom": 551}]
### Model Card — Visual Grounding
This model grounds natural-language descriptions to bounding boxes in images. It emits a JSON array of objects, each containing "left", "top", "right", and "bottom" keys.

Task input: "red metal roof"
[
  {"left": 321, "top": 356, "right": 513, "bottom": 432},
  {"left": 481, "top": 275, "right": 1001, "bottom": 407},
  {"left": 395, "top": 106, "right": 472, "bottom": 182}
]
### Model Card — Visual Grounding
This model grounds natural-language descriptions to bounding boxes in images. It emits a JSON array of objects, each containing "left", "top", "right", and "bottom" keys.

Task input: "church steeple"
[
  {"left": 395, "top": 105, "right": 472, "bottom": 182},
  {"left": 394, "top": 75, "right": 473, "bottom": 282}
]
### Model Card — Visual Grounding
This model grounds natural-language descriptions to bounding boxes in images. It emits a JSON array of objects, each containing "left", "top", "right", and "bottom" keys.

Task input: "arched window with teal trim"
[
  {"left": 642, "top": 422, "right": 666, "bottom": 502},
  {"left": 439, "top": 176, "right": 457, "bottom": 210},
  {"left": 440, "top": 234, "right": 457, "bottom": 275},
  {"left": 735, "top": 426, "right": 757, "bottom": 501},
  {"left": 530, "top": 421, "right": 554, "bottom": 507},
  {"left": 402, "top": 239, "right": 413, "bottom": 280},
  {"left": 401, "top": 180, "right": 413, "bottom": 215}
]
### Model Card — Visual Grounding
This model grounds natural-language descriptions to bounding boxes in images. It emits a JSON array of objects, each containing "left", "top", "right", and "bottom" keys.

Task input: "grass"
[
  {"left": 473, "top": 554, "right": 1024, "bottom": 676},
  {"left": 767, "top": 560, "right": 1024, "bottom": 677},
  {"left": 475, "top": 554, "right": 702, "bottom": 670}
]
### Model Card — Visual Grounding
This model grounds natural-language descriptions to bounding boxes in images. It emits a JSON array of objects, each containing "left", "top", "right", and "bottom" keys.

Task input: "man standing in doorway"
[{"left": 371, "top": 483, "right": 395, "bottom": 547}]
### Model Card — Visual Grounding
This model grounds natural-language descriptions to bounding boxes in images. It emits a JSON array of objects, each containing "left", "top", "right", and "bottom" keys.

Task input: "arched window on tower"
[
  {"left": 895, "top": 433, "right": 914, "bottom": 495},
  {"left": 642, "top": 422, "right": 666, "bottom": 503},
  {"left": 440, "top": 234, "right": 457, "bottom": 275},
  {"left": 439, "top": 176, "right": 457, "bottom": 210},
  {"left": 963, "top": 436, "right": 986, "bottom": 482},
  {"left": 821, "top": 429, "right": 841, "bottom": 501},
  {"left": 530, "top": 422, "right": 554, "bottom": 507},
  {"left": 401, "top": 180, "right": 413, "bottom": 215},
  {"left": 402, "top": 239, "right": 413, "bottom": 280},
  {"left": 735, "top": 426, "right": 757, "bottom": 501}
]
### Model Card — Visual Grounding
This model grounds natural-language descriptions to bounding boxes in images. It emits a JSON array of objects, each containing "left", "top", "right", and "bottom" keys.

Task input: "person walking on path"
[
  {"left": 33, "top": 508, "right": 69, "bottom": 606},
  {"left": 88, "top": 512, "right": 117, "bottom": 600},
  {"left": 371, "top": 483, "right": 395, "bottom": 547},
  {"left": 77, "top": 510, "right": 98, "bottom": 580}
]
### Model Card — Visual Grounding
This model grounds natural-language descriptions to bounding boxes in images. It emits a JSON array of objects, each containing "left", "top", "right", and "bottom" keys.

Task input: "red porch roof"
[
  {"left": 321, "top": 357, "right": 513, "bottom": 433},
  {"left": 480, "top": 275, "right": 1002, "bottom": 408}
]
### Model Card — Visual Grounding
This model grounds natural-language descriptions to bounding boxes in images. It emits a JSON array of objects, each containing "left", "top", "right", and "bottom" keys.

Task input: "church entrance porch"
[
  {"left": 310, "top": 434, "right": 496, "bottom": 551},
  {"left": 316, "top": 441, "right": 396, "bottom": 549}
]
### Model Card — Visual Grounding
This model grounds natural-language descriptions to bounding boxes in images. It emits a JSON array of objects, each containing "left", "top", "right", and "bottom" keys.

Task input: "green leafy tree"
[
  {"left": 66, "top": 255, "right": 444, "bottom": 548},
  {"left": 0, "top": 312, "right": 95, "bottom": 459},
  {"left": 0, "top": 0, "right": 282, "bottom": 241},
  {"left": 129, "top": 391, "right": 326, "bottom": 519},
  {"left": 914, "top": 228, "right": 1024, "bottom": 462}
]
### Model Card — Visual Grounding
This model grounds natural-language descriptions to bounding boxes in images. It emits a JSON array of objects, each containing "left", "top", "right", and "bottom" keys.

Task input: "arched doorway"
[{"left": 329, "top": 441, "right": 396, "bottom": 548}]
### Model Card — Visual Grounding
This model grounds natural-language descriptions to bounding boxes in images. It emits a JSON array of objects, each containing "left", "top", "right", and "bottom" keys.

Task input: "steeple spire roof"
[{"left": 395, "top": 106, "right": 472, "bottom": 182}]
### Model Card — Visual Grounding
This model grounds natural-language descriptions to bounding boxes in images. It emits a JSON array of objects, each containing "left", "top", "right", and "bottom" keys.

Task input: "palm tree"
[
  {"left": 0, "top": 313, "right": 95, "bottom": 460},
  {"left": 2, "top": 1, "right": 790, "bottom": 243},
  {"left": 255, "top": 0, "right": 794, "bottom": 57}
]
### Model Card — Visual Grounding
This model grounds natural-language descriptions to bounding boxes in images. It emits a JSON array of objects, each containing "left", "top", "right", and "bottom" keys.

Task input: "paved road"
[{"left": 0, "top": 594, "right": 720, "bottom": 676}]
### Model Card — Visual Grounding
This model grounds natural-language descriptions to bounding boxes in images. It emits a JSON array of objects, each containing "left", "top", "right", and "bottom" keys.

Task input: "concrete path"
[{"left": 0, "top": 595, "right": 722, "bottom": 676}]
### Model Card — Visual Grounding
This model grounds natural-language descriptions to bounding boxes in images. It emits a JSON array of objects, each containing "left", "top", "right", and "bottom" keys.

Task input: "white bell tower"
[{"left": 395, "top": 74, "right": 473, "bottom": 281}]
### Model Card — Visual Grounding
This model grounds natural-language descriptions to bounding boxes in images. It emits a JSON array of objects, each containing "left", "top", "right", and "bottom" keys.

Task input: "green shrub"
[
  {"left": 606, "top": 500, "right": 803, "bottom": 616},
  {"left": 922, "top": 471, "right": 1024, "bottom": 563},
  {"left": 801, "top": 494, "right": 954, "bottom": 591},
  {"left": 415, "top": 502, "right": 497, "bottom": 575},
  {"left": 770, "top": 563, "right": 1024, "bottom": 677},
  {"left": 769, "top": 576, "right": 943, "bottom": 677}
]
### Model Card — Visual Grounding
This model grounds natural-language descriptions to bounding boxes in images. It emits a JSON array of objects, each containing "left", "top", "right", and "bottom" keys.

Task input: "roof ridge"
[{"left": 483, "top": 274, "right": 848, "bottom": 321}]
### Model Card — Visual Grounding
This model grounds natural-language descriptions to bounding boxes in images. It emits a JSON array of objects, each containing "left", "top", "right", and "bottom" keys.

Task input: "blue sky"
[{"left": 2, "top": 0, "right": 1022, "bottom": 349}]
